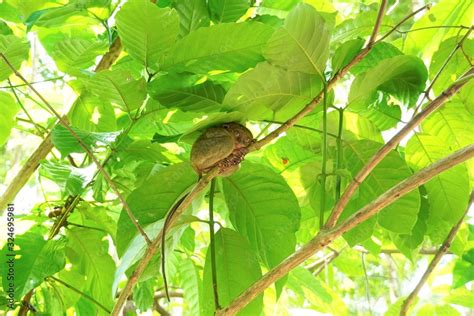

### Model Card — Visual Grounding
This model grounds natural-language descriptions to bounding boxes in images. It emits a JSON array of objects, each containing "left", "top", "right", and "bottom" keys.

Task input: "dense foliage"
[{"left": 0, "top": 0, "right": 473, "bottom": 315}]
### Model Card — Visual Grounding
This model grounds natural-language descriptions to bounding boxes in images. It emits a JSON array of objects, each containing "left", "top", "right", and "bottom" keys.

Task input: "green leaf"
[
  {"left": 223, "top": 61, "right": 324, "bottom": 120},
  {"left": 67, "top": 228, "right": 114, "bottom": 311},
  {"left": 208, "top": 0, "right": 250, "bottom": 23},
  {"left": 333, "top": 8, "right": 390, "bottom": 44},
  {"left": 264, "top": 3, "right": 331, "bottom": 76},
  {"left": 341, "top": 140, "right": 420, "bottom": 244},
  {"left": 162, "top": 22, "right": 274, "bottom": 73},
  {"left": 445, "top": 286, "right": 474, "bottom": 308},
  {"left": 430, "top": 37, "right": 474, "bottom": 95},
  {"left": 39, "top": 160, "right": 93, "bottom": 196},
  {"left": 87, "top": 69, "right": 147, "bottom": 112},
  {"left": 116, "top": 0, "right": 179, "bottom": 68},
  {"left": 332, "top": 38, "right": 364, "bottom": 74},
  {"left": 148, "top": 73, "right": 226, "bottom": 112},
  {"left": 179, "top": 258, "right": 202, "bottom": 315},
  {"left": 417, "top": 304, "right": 461, "bottom": 316},
  {"left": 0, "top": 92, "right": 20, "bottom": 146},
  {"left": 359, "top": 98, "right": 402, "bottom": 131},
  {"left": 348, "top": 55, "right": 427, "bottom": 110},
  {"left": 404, "top": 0, "right": 473, "bottom": 58},
  {"left": 50, "top": 38, "right": 107, "bottom": 73},
  {"left": 0, "top": 20, "right": 13, "bottom": 35},
  {"left": 1, "top": 229, "right": 66, "bottom": 300},
  {"left": 172, "top": 0, "right": 210, "bottom": 36},
  {"left": 69, "top": 93, "right": 117, "bottom": 132},
  {"left": 406, "top": 134, "right": 470, "bottom": 243},
  {"left": 350, "top": 42, "right": 403, "bottom": 76},
  {"left": 221, "top": 162, "right": 301, "bottom": 291},
  {"left": 0, "top": 35, "right": 29, "bottom": 81},
  {"left": 116, "top": 162, "right": 198, "bottom": 254},
  {"left": 51, "top": 125, "right": 120, "bottom": 157},
  {"left": 202, "top": 228, "right": 263, "bottom": 316}
]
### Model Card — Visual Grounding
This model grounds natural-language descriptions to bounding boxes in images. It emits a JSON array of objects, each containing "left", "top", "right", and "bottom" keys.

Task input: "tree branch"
[
  {"left": 216, "top": 144, "right": 474, "bottom": 315},
  {"left": 325, "top": 66, "right": 474, "bottom": 229},
  {"left": 0, "top": 53, "right": 151, "bottom": 245},
  {"left": 399, "top": 190, "right": 474, "bottom": 315},
  {"left": 367, "top": 0, "right": 388, "bottom": 46}
]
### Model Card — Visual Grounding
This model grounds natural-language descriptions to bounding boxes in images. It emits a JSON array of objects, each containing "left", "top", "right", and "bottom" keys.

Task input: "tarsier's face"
[{"left": 222, "top": 122, "right": 254, "bottom": 148}]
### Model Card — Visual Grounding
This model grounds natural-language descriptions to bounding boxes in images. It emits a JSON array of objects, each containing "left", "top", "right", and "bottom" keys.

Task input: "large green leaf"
[
  {"left": 172, "top": 0, "right": 209, "bottom": 36},
  {"left": 202, "top": 228, "right": 263, "bottom": 316},
  {"left": 208, "top": 0, "right": 250, "bottom": 23},
  {"left": 349, "top": 42, "right": 403, "bottom": 76},
  {"left": 51, "top": 125, "right": 120, "bottom": 157},
  {"left": 162, "top": 22, "right": 274, "bottom": 74},
  {"left": 0, "top": 92, "right": 19, "bottom": 146},
  {"left": 69, "top": 93, "right": 117, "bottom": 132},
  {"left": 404, "top": 0, "right": 473, "bottom": 58},
  {"left": 116, "top": 0, "right": 179, "bottom": 68},
  {"left": 406, "top": 134, "right": 470, "bottom": 243},
  {"left": 87, "top": 69, "right": 147, "bottom": 112},
  {"left": 223, "top": 62, "right": 324, "bottom": 120},
  {"left": 1, "top": 229, "right": 66, "bottom": 300},
  {"left": 221, "top": 162, "right": 301, "bottom": 291},
  {"left": 116, "top": 162, "right": 198, "bottom": 254},
  {"left": 39, "top": 160, "right": 92, "bottom": 196},
  {"left": 348, "top": 55, "right": 427, "bottom": 110},
  {"left": 340, "top": 140, "right": 420, "bottom": 244},
  {"left": 148, "top": 73, "right": 226, "bottom": 112},
  {"left": 0, "top": 35, "right": 29, "bottom": 81},
  {"left": 50, "top": 38, "right": 107, "bottom": 73},
  {"left": 67, "top": 228, "right": 114, "bottom": 313},
  {"left": 264, "top": 3, "right": 330, "bottom": 76}
]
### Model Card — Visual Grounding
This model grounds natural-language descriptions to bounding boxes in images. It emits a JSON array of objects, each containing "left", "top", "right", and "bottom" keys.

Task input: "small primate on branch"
[{"left": 161, "top": 122, "right": 254, "bottom": 300}]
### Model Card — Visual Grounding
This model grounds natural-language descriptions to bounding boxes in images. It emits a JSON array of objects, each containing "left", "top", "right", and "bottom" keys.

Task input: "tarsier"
[
  {"left": 190, "top": 122, "right": 254, "bottom": 176},
  {"left": 162, "top": 122, "right": 254, "bottom": 300}
]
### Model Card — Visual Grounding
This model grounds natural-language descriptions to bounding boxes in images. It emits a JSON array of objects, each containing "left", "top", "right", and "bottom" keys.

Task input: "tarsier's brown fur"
[{"left": 190, "top": 122, "right": 254, "bottom": 176}]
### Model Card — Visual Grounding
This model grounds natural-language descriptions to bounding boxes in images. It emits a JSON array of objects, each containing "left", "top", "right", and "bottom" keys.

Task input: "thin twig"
[
  {"left": 18, "top": 289, "right": 35, "bottom": 316},
  {"left": 377, "top": 4, "right": 431, "bottom": 42},
  {"left": 368, "top": 0, "right": 388, "bottom": 45},
  {"left": 325, "top": 66, "right": 474, "bottom": 229},
  {"left": 399, "top": 191, "right": 474, "bottom": 315},
  {"left": 216, "top": 144, "right": 474, "bottom": 316},
  {"left": 0, "top": 53, "right": 151, "bottom": 245},
  {"left": 209, "top": 179, "right": 221, "bottom": 310},
  {"left": 48, "top": 276, "right": 111, "bottom": 313}
]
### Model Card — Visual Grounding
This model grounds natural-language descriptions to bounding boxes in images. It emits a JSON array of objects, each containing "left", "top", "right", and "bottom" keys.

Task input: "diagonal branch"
[
  {"left": 0, "top": 53, "right": 151, "bottom": 245},
  {"left": 399, "top": 190, "right": 474, "bottom": 315},
  {"left": 324, "top": 65, "right": 474, "bottom": 229},
  {"left": 217, "top": 144, "right": 474, "bottom": 316}
]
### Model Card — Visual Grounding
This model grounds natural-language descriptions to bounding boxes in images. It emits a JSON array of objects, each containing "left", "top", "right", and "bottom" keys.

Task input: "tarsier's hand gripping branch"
[{"left": 162, "top": 122, "right": 253, "bottom": 300}]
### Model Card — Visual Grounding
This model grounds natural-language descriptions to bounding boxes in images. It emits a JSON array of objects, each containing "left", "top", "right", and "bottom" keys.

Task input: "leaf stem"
[
  {"left": 334, "top": 108, "right": 344, "bottom": 202},
  {"left": 319, "top": 82, "right": 328, "bottom": 229},
  {"left": 209, "top": 178, "right": 221, "bottom": 310}
]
